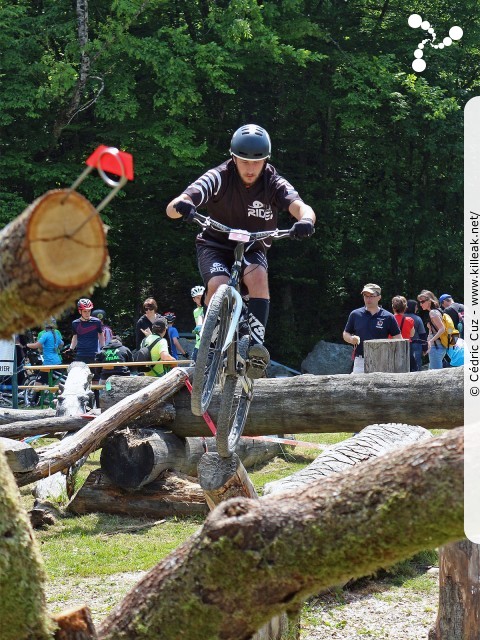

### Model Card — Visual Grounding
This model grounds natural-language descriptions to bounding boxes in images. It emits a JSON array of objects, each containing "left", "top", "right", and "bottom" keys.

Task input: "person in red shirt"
[{"left": 391, "top": 296, "right": 415, "bottom": 340}]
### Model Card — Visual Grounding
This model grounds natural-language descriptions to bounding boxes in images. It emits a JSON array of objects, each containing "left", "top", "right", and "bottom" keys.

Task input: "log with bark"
[
  {"left": 14, "top": 368, "right": 189, "bottom": 486},
  {"left": 0, "top": 428, "right": 466, "bottom": 640},
  {"left": 67, "top": 469, "right": 208, "bottom": 518},
  {"left": 264, "top": 423, "right": 432, "bottom": 495},
  {"left": 0, "top": 436, "right": 39, "bottom": 472},
  {"left": 0, "top": 189, "right": 110, "bottom": 338},
  {"left": 34, "top": 361, "right": 94, "bottom": 503},
  {"left": 0, "top": 443, "right": 53, "bottom": 640},
  {"left": 197, "top": 452, "right": 291, "bottom": 640},
  {"left": 96, "top": 428, "right": 464, "bottom": 640},
  {"left": 100, "top": 428, "right": 283, "bottom": 490},
  {"left": 429, "top": 540, "right": 480, "bottom": 640},
  {"left": 102, "top": 367, "right": 463, "bottom": 435},
  {"left": 0, "top": 407, "right": 56, "bottom": 424}
]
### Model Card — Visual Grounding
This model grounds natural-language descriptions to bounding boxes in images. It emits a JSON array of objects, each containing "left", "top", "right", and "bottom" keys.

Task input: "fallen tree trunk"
[
  {"left": 0, "top": 416, "right": 90, "bottom": 439},
  {"left": 0, "top": 407, "right": 56, "bottom": 424},
  {"left": 264, "top": 423, "right": 432, "bottom": 495},
  {"left": 0, "top": 189, "right": 110, "bottom": 338},
  {"left": 100, "top": 429, "right": 283, "bottom": 490},
  {"left": 97, "top": 428, "right": 464, "bottom": 640},
  {"left": 0, "top": 402, "right": 176, "bottom": 439},
  {"left": 101, "top": 367, "right": 463, "bottom": 435},
  {"left": 67, "top": 469, "right": 208, "bottom": 518},
  {"left": 14, "top": 368, "right": 189, "bottom": 486}
]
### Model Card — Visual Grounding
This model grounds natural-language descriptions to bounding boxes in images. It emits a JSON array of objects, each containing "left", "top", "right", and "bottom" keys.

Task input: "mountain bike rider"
[{"left": 166, "top": 124, "right": 316, "bottom": 377}]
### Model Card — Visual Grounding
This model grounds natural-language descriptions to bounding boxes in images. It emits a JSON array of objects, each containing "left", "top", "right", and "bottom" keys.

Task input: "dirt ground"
[{"left": 45, "top": 568, "right": 439, "bottom": 638}]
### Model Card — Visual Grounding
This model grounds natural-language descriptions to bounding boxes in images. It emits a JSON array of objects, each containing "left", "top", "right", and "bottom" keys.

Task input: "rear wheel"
[
  {"left": 216, "top": 336, "right": 253, "bottom": 458},
  {"left": 191, "top": 285, "right": 232, "bottom": 416}
]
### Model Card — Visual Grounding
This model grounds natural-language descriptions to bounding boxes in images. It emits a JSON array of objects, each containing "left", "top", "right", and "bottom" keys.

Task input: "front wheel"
[
  {"left": 191, "top": 284, "right": 232, "bottom": 416},
  {"left": 216, "top": 336, "right": 253, "bottom": 458}
]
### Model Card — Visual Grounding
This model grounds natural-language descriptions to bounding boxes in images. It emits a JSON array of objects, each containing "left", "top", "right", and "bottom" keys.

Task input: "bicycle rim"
[
  {"left": 216, "top": 336, "right": 253, "bottom": 458},
  {"left": 191, "top": 284, "right": 232, "bottom": 416}
]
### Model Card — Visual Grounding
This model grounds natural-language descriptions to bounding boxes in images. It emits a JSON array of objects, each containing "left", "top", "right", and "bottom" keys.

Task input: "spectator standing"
[
  {"left": 92, "top": 309, "right": 114, "bottom": 347},
  {"left": 141, "top": 318, "right": 177, "bottom": 377},
  {"left": 190, "top": 286, "right": 205, "bottom": 362},
  {"left": 405, "top": 299, "right": 428, "bottom": 372},
  {"left": 164, "top": 312, "right": 189, "bottom": 359},
  {"left": 70, "top": 299, "right": 104, "bottom": 364},
  {"left": 135, "top": 297, "right": 163, "bottom": 350},
  {"left": 95, "top": 335, "right": 133, "bottom": 384},
  {"left": 439, "top": 294, "right": 464, "bottom": 338},
  {"left": 27, "top": 320, "right": 64, "bottom": 385},
  {"left": 343, "top": 283, "right": 402, "bottom": 373},
  {"left": 417, "top": 290, "right": 446, "bottom": 369},
  {"left": 391, "top": 296, "right": 415, "bottom": 339}
]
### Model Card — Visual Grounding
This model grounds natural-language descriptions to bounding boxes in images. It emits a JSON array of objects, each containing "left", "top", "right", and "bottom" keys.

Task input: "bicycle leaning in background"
[{"left": 190, "top": 212, "right": 292, "bottom": 458}]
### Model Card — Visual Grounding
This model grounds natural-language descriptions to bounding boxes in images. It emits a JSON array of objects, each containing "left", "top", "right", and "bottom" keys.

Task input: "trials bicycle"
[{"left": 190, "top": 212, "right": 291, "bottom": 457}]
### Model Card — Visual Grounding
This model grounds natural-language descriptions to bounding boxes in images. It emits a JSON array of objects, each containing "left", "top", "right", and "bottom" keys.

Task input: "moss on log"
[{"left": 0, "top": 444, "right": 54, "bottom": 639}]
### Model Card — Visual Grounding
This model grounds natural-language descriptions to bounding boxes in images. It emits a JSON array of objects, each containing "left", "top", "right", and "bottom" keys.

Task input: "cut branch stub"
[{"left": 0, "top": 189, "right": 110, "bottom": 338}]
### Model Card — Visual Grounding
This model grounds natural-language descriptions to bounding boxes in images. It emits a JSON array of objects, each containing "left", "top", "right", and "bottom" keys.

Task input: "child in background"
[{"left": 190, "top": 286, "right": 205, "bottom": 362}]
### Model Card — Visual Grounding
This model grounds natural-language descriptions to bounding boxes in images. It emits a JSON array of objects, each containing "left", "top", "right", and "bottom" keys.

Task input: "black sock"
[{"left": 247, "top": 298, "right": 270, "bottom": 345}]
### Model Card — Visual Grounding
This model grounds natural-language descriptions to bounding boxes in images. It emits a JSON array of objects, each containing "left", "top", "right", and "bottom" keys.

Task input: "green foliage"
[{"left": 0, "top": 0, "right": 474, "bottom": 365}]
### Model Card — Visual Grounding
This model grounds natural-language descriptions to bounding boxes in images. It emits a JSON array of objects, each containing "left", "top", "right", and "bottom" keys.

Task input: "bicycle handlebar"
[{"left": 192, "top": 212, "right": 292, "bottom": 241}]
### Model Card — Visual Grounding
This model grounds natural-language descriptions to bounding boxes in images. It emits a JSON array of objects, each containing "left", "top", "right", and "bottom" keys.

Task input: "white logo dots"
[{"left": 408, "top": 14, "right": 463, "bottom": 72}]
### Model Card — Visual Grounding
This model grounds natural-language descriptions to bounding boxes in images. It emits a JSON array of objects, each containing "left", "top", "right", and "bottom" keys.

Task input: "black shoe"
[{"left": 246, "top": 344, "right": 270, "bottom": 379}]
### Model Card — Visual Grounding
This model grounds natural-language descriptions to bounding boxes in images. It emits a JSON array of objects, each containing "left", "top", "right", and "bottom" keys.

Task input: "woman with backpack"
[{"left": 417, "top": 290, "right": 446, "bottom": 369}]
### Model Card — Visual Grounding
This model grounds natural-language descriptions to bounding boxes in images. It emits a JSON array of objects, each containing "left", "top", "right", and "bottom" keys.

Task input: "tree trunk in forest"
[
  {"left": 0, "top": 189, "right": 109, "bottom": 338},
  {"left": 364, "top": 339, "right": 410, "bottom": 373},
  {"left": 0, "top": 446, "right": 53, "bottom": 640},
  {"left": 101, "top": 367, "right": 463, "bottom": 435},
  {"left": 67, "top": 469, "right": 207, "bottom": 518},
  {"left": 96, "top": 428, "right": 465, "bottom": 640},
  {"left": 264, "top": 423, "right": 432, "bottom": 495},
  {"left": 429, "top": 540, "right": 480, "bottom": 640},
  {"left": 14, "top": 368, "right": 189, "bottom": 486},
  {"left": 100, "top": 429, "right": 282, "bottom": 490}
]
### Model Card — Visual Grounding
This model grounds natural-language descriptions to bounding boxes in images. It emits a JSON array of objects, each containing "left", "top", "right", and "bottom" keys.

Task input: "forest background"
[{"left": 0, "top": 0, "right": 474, "bottom": 368}]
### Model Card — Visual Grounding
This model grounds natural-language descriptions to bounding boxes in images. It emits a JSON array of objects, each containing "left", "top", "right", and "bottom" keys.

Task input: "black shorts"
[{"left": 196, "top": 244, "right": 268, "bottom": 286}]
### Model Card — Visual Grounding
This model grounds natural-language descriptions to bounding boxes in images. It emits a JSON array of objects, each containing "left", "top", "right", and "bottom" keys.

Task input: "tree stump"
[
  {"left": 0, "top": 189, "right": 109, "bottom": 338},
  {"left": 364, "top": 339, "right": 410, "bottom": 373}
]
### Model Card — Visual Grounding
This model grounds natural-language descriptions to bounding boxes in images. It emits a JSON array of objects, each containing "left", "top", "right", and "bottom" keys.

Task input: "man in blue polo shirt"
[{"left": 343, "top": 283, "right": 401, "bottom": 373}]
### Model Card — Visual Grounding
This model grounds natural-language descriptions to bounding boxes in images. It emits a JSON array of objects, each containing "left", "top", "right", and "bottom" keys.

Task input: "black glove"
[
  {"left": 289, "top": 219, "right": 315, "bottom": 239},
  {"left": 174, "top": 200, "right": 197, "bottom": 222}
]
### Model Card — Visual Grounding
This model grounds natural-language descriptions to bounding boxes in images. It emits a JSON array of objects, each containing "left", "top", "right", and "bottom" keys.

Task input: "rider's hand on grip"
[
  {"left": 289, "top": 219, "right": 315, "bottom": 239},
  {"left": 174, "top": 200, "right": 197, "bottom": 222}
]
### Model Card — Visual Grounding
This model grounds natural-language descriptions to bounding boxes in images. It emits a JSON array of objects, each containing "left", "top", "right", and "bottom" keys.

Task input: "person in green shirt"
[
  {"left": 190, "top": 285, "right": 205, "bottom": 362},
  {"left": 141, "top": 317, "right": 176, "bottom": 377}
]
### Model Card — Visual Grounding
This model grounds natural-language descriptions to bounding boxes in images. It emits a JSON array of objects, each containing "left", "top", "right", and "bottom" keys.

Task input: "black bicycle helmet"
[
  {"left": 164, "top": 312, "right": 176, "bottom": 323},
  {"left": 92, "top": 309, "right": 107, "bottom": 321},
  {"left": 230, "top": 124, "right": 271, "bottom": 160}
]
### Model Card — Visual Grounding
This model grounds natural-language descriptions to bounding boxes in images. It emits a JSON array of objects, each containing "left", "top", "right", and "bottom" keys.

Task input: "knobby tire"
[
  {"left": 216, "top": 335, "right": 252, "bottom": 458},
  {"left": 191, "top": 284, "right": 232, "bottom": 417}
]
